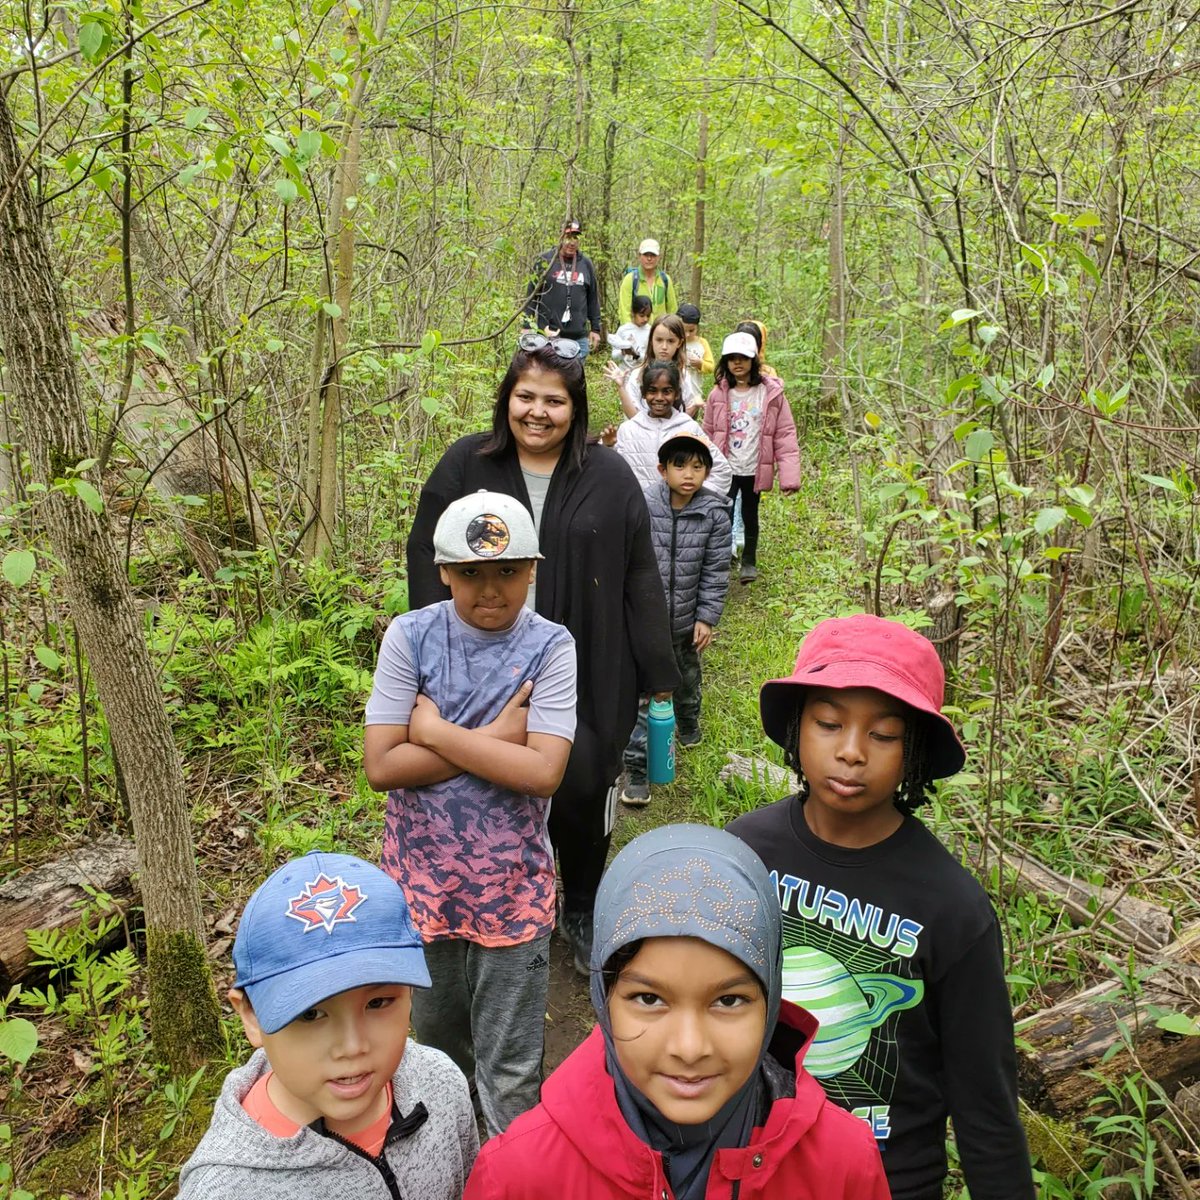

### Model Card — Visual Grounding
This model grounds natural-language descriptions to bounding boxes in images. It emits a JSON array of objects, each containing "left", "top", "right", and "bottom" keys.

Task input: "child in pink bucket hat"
[{"left": 729, "top": 614, "right": 1034, "bottom": 1200}]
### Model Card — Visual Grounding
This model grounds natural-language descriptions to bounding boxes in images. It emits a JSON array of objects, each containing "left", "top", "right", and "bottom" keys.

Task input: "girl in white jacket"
[{"left": 603, "top": 362, "right": 731, "bottom": 494}]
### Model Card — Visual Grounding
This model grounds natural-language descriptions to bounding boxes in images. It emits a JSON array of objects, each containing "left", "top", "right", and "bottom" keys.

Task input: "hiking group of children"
[
  {"left": 600, "top": 303, "right": 802, "bottom": 807},
  {"left": 181, "top": 321, "right": 1036, "bottom": 1198}
]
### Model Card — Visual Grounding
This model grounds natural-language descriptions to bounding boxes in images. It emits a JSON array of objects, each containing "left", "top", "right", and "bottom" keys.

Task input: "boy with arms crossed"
[{"left": 364, "top": 491, "right": 576, "bottom": 1136}]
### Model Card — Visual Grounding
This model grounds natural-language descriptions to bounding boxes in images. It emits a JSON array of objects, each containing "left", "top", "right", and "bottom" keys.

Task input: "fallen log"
[
  {"left": 967, "top": 839, "right": 1173, "bottom": 956},
  {"left": 0, "top": 837, "right": 140, "bottom": 990},
  {"left": 1016, "top": 927, "right": 1200, "bottom": 1116},
  {"left": 718, "top": 752, "right": 793, "bottom": 797}
]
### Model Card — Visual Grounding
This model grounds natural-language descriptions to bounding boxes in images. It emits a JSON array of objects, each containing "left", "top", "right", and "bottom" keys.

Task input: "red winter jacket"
[
  {"left": 463, "top": 1002, "right": 890, "bottom": 1200},
  {"left": 703, "top": 374, "right": 801, "bottom": 494}
]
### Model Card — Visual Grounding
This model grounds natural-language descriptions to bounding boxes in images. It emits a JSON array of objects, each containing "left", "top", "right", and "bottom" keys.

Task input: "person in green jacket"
[{"left": 617, "top": 238, "right": 679, "bottom": 324}]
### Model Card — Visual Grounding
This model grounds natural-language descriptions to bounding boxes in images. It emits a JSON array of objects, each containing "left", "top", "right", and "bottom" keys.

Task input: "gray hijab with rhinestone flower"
[{"left": 589, "top": 824, "right": 783, "bottom": 1200}]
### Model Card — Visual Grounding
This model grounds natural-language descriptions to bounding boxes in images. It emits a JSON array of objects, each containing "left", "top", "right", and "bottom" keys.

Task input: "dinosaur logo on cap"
[
  {"left": 286, "top": 873, "right": 367, "bottom": 933},
  {"left": 465, "top": 514, "right": 510, "bottom": 557}
]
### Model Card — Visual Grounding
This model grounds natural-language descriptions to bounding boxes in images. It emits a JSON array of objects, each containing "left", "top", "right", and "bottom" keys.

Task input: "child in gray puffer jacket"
[{"left": 621, "top": 431, "right": 731, "bottom": 806}]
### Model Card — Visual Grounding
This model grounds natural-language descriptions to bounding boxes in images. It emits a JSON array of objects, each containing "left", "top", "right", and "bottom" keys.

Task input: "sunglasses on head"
[{"left": 517, "top": 332, "right": 582, "bottom": 360}]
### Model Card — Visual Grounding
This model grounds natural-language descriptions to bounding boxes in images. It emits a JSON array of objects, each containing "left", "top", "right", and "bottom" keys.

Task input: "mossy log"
[
  {"left": 0, "top": 837, "right": 139, "bottom": 989},
  {"left": 1017, "top": 928, "right": 1200, "bottom": 1115}
]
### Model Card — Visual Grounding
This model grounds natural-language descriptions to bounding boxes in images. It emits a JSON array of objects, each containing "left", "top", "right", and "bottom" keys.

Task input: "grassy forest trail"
[{"left": 544, "top": 431, "right": 866, "bottom": 1072}]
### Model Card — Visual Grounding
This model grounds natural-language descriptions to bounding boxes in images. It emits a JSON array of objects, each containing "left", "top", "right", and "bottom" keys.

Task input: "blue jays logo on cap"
[{"left": 286, "top": 873, "right": 367, "bottom": 934}]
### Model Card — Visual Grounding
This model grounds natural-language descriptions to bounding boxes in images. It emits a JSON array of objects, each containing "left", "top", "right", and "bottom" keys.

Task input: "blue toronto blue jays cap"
[{"left": 233, "top": 852, "right": 431, "bottom": 1033}]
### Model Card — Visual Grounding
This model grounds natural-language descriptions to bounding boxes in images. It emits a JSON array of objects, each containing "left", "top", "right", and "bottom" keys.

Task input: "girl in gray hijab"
[{"left": 464, "top": 824, "right": 889, "bottom": 1199}]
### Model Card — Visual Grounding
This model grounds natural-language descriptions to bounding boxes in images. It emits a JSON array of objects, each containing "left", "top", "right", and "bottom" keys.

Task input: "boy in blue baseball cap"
[{"left": 179, "top": 852, "right": 478, "bottom": 1199}]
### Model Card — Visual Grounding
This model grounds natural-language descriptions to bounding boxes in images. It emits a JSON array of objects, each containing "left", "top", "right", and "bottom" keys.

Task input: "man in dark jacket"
[{"left": 523, "top": 219, "right": 602, "bottom": 360}]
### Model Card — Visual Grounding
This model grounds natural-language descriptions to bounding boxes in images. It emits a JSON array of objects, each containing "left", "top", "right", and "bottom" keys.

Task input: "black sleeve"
[
  {"left": 938, "top": 919, "right": 1035, "bottom": 1199},
  {"left": 586, "top": 259, "right": 602, "bottom": 333},
  {"left": 620, "top": 467, "right": 682, "bottom": 695},
  {"left": 405, "top": 448, "right": 465, "bottom": 610}
]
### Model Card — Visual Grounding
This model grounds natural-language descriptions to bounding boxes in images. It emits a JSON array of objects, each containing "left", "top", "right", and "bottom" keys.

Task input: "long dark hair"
[
  {"left": 481, "top": 345, "right": 590, "bottom": 472},
  {"left": 641, "top": 359, "right": 684, "bottom": 412},
  {"left": 715, "top": 349, "right": 763, "bottom": 389}
]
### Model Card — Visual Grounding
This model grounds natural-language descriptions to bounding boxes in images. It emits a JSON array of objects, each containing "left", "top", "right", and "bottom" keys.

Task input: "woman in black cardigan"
[{"left": 405, "top": 340, "right": 679, "bottom": 974}]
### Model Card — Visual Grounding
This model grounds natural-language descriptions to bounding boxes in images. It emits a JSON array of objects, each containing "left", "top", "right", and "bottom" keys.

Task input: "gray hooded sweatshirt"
[{"left": 178, "top": 1044, "right": 478, "bottom": 1200}]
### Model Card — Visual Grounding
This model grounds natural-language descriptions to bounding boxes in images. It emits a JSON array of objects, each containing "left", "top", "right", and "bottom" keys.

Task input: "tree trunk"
[
  {"left": 0, "top": 88, "right": 221, "bottom": 1073},
  {"left": 301, "top": 0, "right": 393, "bottom": 560},
  {"left": 596, "top": 31, "right": 623, "bottom": 305},
  {"left": 690, "top": 0, "right": 719, "bottom": 301}
]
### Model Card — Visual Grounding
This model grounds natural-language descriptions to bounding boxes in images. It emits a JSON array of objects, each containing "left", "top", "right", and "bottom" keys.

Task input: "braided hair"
[{"left": 782, "top": 695, "right": 934, "bottom": 815}]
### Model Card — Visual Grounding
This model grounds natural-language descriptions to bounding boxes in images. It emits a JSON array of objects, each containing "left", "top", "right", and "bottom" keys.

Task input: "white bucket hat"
[{"left": 433, "top": 491, "right": 543, "bottom": 564}]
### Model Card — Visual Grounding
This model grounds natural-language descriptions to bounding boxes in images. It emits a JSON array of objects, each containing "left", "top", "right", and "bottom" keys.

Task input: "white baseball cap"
[
  {"left": 433, "top": 491, "right": 543, "bottom": 564},
  {"left": 721, "top": 332, "right": 760, "bottom": 359},
  {"left": 638, "top": 238, "right": 661, "bottom": 255}
]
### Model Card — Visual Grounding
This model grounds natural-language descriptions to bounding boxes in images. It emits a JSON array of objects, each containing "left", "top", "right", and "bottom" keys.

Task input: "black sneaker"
[
  {"left": 621, "top": 780, "right": 651, "bottom": 806},
  {"left": 739, "top": 562, "right": 758, "bottom": 583},
  {"left": 678, "top": 728, "right": 701, "bottom": 748},
  {"left": 561, "top": 909, "right": 594, "bottom": 977}
]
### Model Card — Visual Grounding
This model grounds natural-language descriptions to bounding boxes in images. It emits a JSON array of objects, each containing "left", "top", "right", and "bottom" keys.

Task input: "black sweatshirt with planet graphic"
[{"left": 728, "top": 795, "right": 1035, "bottom": 1200}]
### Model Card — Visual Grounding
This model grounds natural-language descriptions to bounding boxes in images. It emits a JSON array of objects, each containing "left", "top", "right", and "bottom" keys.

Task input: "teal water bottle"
[{"left": 647, "top": 698, "right": 676, "bottom": 785}]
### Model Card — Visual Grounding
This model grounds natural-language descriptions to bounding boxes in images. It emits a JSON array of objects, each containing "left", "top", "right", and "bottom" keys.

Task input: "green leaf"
[
  {"left": 264, "top": 134, "right": 291, "bottom": 158},
  {"left": 78, "top": 21, "right": 108, "bottom": 63},
  {"left": 296, "top": 129, "right": 322, "bottom": 161},
  {"left": 420, "top": 395, "right": 441, "bottom": 416},
  {"left": 938, "top": 308, "right": 980, "bottom": 332},
  {"left": 863, "top": 411, "right": 881, "bottom": 431},
  {"left": 183, "top": 106, "right": 209, "bottom": 130},
  {"left": 321, "top": 301, "right": 342, "bottom": 318},
  {"left": 977, "top": 324, "right": 1001, "bottom": 345},
  {"left": 1071, "top": 211, "right": 1102, "bottom": 229},
  {"left": 275, "top": 178, "right": 298, "bottom": 205},
  {"left": 2, "top": 549, "right": 36, "bottom": 589},
  {"left": 1068, "top": 245, "right": 1101, "bottom": 285},
  {"left": 34, "top": 645, "right": 63, "bottom": 672},
  {"left": 945, "top": 373, "right": 979, "bottom": 403},
  {"left": 72, "top": 480, "right": 105, "bottom": 514},
  {"left": 1033, "top": 506, "right": 1066, "bottom": 535},
  {"left": 1140, "top": 473, "right": 1179, "bottom": 492},
  {"left": 1034, "top": 363, "right": 1055, "bottom": 391},
  {"left": 265, "top": 338, "right": 285, "bottom": 353},
  {"left": 0, "top": 1018, "right": 38, "bottom": 1066},
  {"left": 1064, "top": 504, "right": 1094, "bottom": 528},
  {"left": 178, "top": 163, "right": 203, "bottom": 187},
  {"left": 1155, "top": 1011, "right": 1200, "bottom": 1036},
  {"left": 964, "top": 429, "right": 994, "bottom": 461}
]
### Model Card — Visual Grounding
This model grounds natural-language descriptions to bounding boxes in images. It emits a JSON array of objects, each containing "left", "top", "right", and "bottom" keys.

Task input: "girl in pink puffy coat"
[{"left": 703, "top": 331, "right": 801, "bottom": 584}]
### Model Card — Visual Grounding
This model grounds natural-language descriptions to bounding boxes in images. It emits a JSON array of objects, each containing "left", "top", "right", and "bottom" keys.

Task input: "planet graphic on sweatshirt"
[{"left": 781, "top": 945, "right": 924, "bottom": 1078}]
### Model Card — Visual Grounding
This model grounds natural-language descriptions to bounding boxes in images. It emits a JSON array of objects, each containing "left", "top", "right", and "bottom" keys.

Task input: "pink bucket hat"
[{"left": 760, "top": 614, "right": 966, "bottom": 779}]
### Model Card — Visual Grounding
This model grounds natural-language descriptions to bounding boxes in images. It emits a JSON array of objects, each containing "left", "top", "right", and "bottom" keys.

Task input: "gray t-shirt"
[
  {"left": 364, "top": 605, "right": 576, "bottom": 741},
  {"left": 521, "top": 466, "right": 554, "bottom": 609}
]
